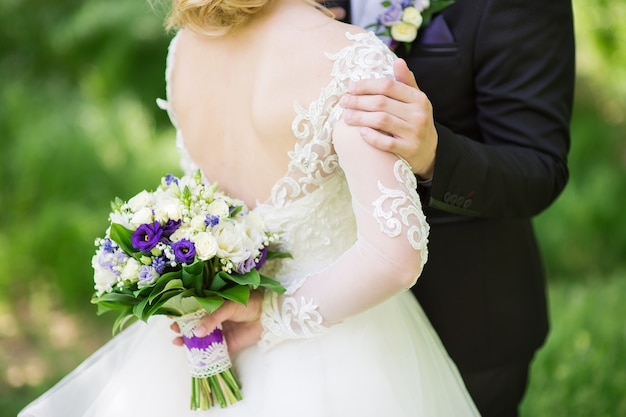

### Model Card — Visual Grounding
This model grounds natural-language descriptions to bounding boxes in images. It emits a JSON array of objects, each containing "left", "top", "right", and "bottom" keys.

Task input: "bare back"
[{"left": 168, "top": 1, "right": 362, "bottom": 207}]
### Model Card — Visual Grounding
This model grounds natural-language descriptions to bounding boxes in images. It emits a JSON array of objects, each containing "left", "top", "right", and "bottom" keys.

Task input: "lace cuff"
[{"left": 258, "top": 291, "right": 327, "bottom": 351}]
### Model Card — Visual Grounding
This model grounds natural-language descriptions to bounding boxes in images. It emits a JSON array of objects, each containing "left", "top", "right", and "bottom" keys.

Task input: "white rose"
[
  {"left": 214, "top": 222, "right": 248, "bottom": 264},
  {"left": 92, "top": 254, "right": 119, "bottom": 294},
  {"left": 120, "top": 257, "right": 141, "bottom": 283},
  {"left": 207, "top": 199, "right": 230, "bottom": 219},
  {"left": 190, "top": 214, "right": 208, "bottom": 231},
  {"left": 192, "top": 232, "right": 218, "bottom": 261},
  {"left": 170, "top": 226, "right": 193, "bottom": 243},
  {"left": 127, "top": 190, "right": 154, "bottom": 212},
  {"left": 130, "top": 207, "right": 154, "bottom": 227},
  {"left": 391, "top": 22, "right": 419, "bottom": 43},
  {"left": 178, "top": 175, "right": 200, "bottom": 195},
  {"left": 242, "top": 212, "right": 267, "bottom": 251},
  {"left": 109, "top": 212, "right": 132, "bottom": 229},
  {"left": 154, "top": 200, "right": 183, "bottom": 224},
  {"left": 401, "top": 7, "right": 423, "bottom": 28}
]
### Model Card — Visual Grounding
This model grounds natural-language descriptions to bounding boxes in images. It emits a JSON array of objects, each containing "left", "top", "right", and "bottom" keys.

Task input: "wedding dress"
[{"left": 19, "top": 32, "right": 480, "bottom": 417}]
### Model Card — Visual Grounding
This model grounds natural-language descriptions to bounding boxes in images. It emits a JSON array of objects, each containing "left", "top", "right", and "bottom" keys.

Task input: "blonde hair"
[
  {"left": 165, "top": 0, "right": 269, "bottom": 36},
  {"left": 163, "top": 0, "right": 325, "bottom": 36}
]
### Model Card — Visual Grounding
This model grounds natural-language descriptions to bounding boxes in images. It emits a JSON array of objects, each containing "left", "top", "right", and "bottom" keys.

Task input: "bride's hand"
[
  {"left": 170, "top": 290, "right": 264, "bottom": 353},
  {"left": 340, "top": 59, "right": 437, "bottom": 181}
]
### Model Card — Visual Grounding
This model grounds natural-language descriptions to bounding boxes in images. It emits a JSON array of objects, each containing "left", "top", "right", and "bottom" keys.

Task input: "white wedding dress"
[{"left": 19, "top": 32, "right": 480, "bottom": 417}]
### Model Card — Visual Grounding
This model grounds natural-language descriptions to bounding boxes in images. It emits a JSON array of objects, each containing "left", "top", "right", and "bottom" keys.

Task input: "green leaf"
[
  {"left": 259, "top": 275, "right": 286, "bottom": 294},
  {"left": 93, "top": 292, "right": 140, "bottom": 305},
  {"left": 109, "top": 223, "right": 137, "bottom": 256},
  {"left": 220, "top": 285, "right": 250, "bottom": 305},
  {"left": 195, "top": 295, "right": 225, "bottom": 313},
  {"left": 132, "top": 296, "right": 151, "bottom": 321},
  {"left": 95, "top": 302, "right": 127, "bottom": 316},
  {"left": 422, "top": 0, "right": 456, "bottom": 25},
  {"left": 148, "top": 278, "right": 184, "bottom": 303},
  {"left": 221, "top": 269, "right": 261, "bottom": 288},
  {"left": 208, "top": 271, "right": 228, "bottom": 291},
  {"left": 230, "top": 205, "right": 243, "bottom": 217},
  {"left": 154, "top": 306, "right": 185, "bottom": 317},
  {"left": 136, "top": 270, "right": 182, "bottom": 298},
  {"left": 265, "top": 251, "right": 292, "bottom": 261},
  {"left": 112, "top": 309, "right": 136, "bottom": 335},
  {"left": 182, "top": 260, "right": 205, "bottom": 293}
]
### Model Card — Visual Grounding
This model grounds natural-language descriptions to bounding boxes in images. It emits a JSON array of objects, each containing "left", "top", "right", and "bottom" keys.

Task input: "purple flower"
[
  {"left": 164, "top": 174, "right": 179, "bottom": 186},
  {"left": 172, "top": 239, "right": 196, "bottom": 264},
  {"left": 102, "top": 238, "right": 116, "bottom": 253},
  {"left": 205, "top": 214, "right": 220, "bottom": 227},
  {"left": 132, "top": 221, "right": 163, "bottom": 252},
  {"left": 255, "top": 246, "right": 268, "bottom": 270},
  {"left": 235, "top": 256, "right": 256, "bottom": 274},
  {"left": 153, "top": 256, "right": 167, "bottom": 274},
  {"left": 138, "top": 265, "right": 159, "bottom": 286},
  {"left": 161, "top": 219, "right": 182, "bottom": 236},
  {"left": 380, "top": 3, "right": 403, "bottom": 26}
]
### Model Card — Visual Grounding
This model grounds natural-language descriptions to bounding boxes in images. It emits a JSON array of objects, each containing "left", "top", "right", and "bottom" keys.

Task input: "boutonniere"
[{"left": 367, "top": 0, "right": 455, "bottom": 52}]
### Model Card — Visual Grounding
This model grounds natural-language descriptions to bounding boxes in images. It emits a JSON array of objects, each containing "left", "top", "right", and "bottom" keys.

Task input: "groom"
[{"left": 324, "top": 1, "right": 575, "bottom": 416}]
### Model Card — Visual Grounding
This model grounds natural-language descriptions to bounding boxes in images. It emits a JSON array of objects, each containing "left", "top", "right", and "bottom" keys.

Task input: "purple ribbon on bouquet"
[{"left": 176, "top": 315, "right": 233, "bottom": 379}]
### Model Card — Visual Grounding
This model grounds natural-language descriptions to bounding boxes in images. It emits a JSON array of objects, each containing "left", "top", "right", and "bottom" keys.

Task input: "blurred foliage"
[
  {"left": 0, "top": 0, "right": 625, "bottom": 416},
  {"left": 521, "top": 276, "right": 626, "bottom": 417}
]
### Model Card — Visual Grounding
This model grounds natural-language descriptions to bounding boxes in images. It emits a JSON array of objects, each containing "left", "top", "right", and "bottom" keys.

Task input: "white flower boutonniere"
[{"left": 368, "top": 0, "right": 455, "bottom": 52}]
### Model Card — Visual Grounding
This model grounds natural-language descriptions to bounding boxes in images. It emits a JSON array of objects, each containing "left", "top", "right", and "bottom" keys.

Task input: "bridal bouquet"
[{"left": 90, "top": 170, "right": 287, "bottom": 410}]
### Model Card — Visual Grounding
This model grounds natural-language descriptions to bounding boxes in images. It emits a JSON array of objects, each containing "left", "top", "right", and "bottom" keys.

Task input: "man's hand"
[
  {"left": 340, "top": 59, "right": 437, "bottom": 180},
  {"left": 171, "top": 290, "right": 264, "bottom": 354}
]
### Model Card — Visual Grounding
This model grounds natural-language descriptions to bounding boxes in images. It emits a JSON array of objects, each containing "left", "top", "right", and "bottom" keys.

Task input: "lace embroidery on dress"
[
  {"left": 258, "top": 292, "right": 325, "bottom": 351},
  {"left": 373, "top": 159, "right": 430, "bottom": 269},
  {"left": 269, "top": 31, "right": 395, "bottom": 209},
  {"left": 259, "top": 32, "right": 403, "bottom": 350}
]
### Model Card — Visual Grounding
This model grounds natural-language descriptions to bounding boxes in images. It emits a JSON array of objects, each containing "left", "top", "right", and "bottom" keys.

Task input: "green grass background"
[{"left": 1, "top": 1, "right": 625, "bottom": 415}]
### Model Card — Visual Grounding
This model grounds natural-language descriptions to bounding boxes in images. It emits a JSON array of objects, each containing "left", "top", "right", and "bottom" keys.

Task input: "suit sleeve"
[{"left": 425, "top": 0, "right": 575, "bottom": 218}]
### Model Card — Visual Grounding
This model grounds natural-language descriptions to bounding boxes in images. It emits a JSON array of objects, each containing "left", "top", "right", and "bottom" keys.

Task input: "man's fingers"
[
  {"left": 343, "top": 104, "right": 414, "bottom": 137},
  {"left": 345, "top": 59, "right": 420, "bottom": 104},
  {"left": 393, "top": 59, "right": 418, "bottom": 89}
]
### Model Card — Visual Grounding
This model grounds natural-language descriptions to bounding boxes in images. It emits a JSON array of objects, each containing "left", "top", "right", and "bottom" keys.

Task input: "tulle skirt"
[{"left": 19, "top": 292, "right": 479, "bottom": 416}]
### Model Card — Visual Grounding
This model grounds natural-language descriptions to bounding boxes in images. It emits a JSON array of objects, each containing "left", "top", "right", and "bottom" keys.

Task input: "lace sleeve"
[{"left": 259, "top": 33, "right": 429, "bottom": 350}]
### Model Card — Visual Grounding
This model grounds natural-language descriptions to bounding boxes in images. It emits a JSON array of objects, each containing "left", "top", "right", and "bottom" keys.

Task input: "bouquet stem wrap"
[{"left": 175, "top": 310, "right": 242, "bottom": 410}]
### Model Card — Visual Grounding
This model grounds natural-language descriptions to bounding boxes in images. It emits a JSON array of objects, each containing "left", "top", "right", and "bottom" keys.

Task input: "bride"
[{"left": 19, "top": 0, "right": 480, "bottom": 415}]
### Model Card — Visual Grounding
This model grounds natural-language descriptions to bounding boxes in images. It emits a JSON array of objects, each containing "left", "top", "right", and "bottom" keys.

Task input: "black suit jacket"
[{"left": 353, "top": 0, "right": 575, "bottom": 373}]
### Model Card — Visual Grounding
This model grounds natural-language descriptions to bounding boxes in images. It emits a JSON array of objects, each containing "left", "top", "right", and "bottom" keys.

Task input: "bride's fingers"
[
  {"left": 222, "top": 321, "right": 264, "bottom": 353},
  {"left": 170, "top": 321, "right": 180, "bottom": 333},
  {"left": 193, "top": 302, "right": 238, "bottom": 337}
]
